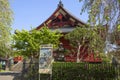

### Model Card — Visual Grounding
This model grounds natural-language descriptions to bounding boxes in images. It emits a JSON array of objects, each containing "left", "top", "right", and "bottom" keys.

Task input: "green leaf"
[{"left": 12, "top": 27, "right": 61, "bottom": 57}]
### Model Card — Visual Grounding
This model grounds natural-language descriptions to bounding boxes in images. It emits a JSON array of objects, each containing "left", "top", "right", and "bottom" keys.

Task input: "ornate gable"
[{"left": 36, "top": 1, "right": 86, "bottom": 31}]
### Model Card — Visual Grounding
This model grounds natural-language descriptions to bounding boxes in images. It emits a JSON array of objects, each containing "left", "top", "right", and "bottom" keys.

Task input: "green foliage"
[
  {"left": 111, "top": 24, "right": 120, "bottom": 43},
  {"left": 52, "top": 62, "right": 119, "bottom": 80},
  {"left": 99, "top": 53, "right": 111, "bottom": 63},
  {"left": 21, "top": 62, "right": 120, "bottom": 80},
  {"left": 65, "top": 27, "right": 105, "bottom": 53},
  {"left": 65, "top": 26, "right": 105, "bottom": 62},
  {"left": 0, "top": 0, "right": 13, "bottom": 57},
  {"left": 12, "top": 27, "right": 61, "bottom": 57},
  {"left": 79, "top": 0, "right": 120, "bottom": 29},
  {"left": 108, "top": 50, "right": 120, "bottom": 61},
  {"left": 117, "top": 25, "right": 120, "bottom": 31}
]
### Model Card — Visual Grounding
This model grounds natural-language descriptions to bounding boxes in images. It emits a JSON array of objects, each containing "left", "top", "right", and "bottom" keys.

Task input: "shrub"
[
  {"left": 99, "top": 53, "right": 111, "bottom": 63},
  {"left": 52, "top": 62, "right": 119, "bottom": 80},
  {"left": 22, "top": 62, "right": 119, "bottom": 80}
]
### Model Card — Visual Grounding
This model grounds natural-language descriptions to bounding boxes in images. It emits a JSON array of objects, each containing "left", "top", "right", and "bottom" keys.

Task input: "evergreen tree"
[{"left": 65, "top": 27, "right": 104, "bottom": 62}]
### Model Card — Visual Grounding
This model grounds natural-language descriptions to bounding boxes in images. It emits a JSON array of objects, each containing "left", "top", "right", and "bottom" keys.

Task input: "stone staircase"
[{"left": 11, "top": 61, "right": 23, "bottom": 72}]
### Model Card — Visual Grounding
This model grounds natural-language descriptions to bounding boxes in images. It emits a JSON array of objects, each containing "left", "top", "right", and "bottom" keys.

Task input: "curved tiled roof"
[{"left": 36, "top": 2, "right": 87, "bottom": 30}]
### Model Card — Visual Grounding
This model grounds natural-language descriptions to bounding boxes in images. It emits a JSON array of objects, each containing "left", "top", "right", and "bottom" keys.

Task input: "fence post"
[
  {"left": 118, "top": 64, "right": 120, "bottom": 79},
  {"left": 30, "top": 57, "right": 33, "bottom": 80},
  {"left": 21, "top": 59, "right": 26, "bottom": 80},
  {"left": 116, "top": 64, "right": 120, "bottom": 80}
]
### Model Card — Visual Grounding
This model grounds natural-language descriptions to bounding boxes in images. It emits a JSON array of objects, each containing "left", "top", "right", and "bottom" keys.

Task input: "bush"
[
  {"left": 99, "top": 53, "right": 111, "bottom": 63},
  {"left": 22, "top": 62, "right": 119, "bottom": 80},
  {"left": 52, "top": 62, "right": 119, "bottom": 80}
]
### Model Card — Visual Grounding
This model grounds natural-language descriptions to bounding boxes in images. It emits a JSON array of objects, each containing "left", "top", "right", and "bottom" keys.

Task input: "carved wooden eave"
[{"left": 36, "top": 3, "right": 87, "bottom": 33}]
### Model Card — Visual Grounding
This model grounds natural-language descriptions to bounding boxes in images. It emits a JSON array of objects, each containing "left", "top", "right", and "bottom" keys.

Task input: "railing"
[
  {"left": 52, "top": 62, "right": 120, "bottom": 80},
  {"left": 21, "top": 61, "right": 120, "bottom": 80}
]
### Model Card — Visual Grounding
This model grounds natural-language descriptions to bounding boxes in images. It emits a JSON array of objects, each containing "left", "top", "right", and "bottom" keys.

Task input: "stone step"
[{"left": 11, "top": 61, "right": 23, "bottom": 72}]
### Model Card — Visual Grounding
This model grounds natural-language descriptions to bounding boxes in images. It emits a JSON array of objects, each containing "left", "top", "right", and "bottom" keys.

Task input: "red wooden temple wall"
[{"left": 55, "top": 35, "right": 102, "bottom": 62}]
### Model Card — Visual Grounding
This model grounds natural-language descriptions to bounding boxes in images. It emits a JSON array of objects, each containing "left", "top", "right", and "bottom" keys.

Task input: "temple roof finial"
[{"left": 58, "top": 0, "right": 63, "bottom": 7}]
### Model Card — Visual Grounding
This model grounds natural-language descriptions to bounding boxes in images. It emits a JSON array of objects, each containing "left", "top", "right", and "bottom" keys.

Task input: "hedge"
[
  {"left": 22, "top": 62, "right": 120, "bottom": 80},
  {"left": 52, "top": 62, "right": 119, "bottom": 80}
]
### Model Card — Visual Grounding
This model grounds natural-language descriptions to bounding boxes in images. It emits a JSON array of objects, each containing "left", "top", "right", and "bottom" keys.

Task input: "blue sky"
[{"left": 10, "top": 0, "right": 88, "bottom": 32}]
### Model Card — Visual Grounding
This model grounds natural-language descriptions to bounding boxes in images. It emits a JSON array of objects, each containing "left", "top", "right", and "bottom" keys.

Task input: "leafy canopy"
[
  {"left": 12, "top": 27, "right": 61, "bottom": 57},
  {"left": 65, "top": 27, "right": 105, "bottom": 53},
  {"left": 79, "top": 0, "right": 120, "bottom": 29},
  {"left": 0, "top": 0, "right": 13, "bottom": 57}
]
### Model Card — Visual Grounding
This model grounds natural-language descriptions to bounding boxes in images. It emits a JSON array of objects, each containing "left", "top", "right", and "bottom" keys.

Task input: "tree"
[
  {"left": 79, "top": 0, "right": 120, "bottom": 29},
  {"left": 110, "top": 24, "right": 120, "bottom": 43},
  {"left": 79, "top": 0, "right": 120, "bottom": 57},
  {"left": 109, "top": 24, "right": 120, "bottom": 61},
  {"left": 65, "top": 27, "right": 104, "bottom": 62},
  {"left": 0, "top": 0, "right": 13, "bottom": 57},
  {"left": 12, "top": 27, "right": 61, "bottom": 57}
]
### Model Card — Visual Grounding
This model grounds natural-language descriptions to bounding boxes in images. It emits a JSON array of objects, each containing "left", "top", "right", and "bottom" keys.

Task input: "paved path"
[
  {"left": 0, "top": 75, "right": 14, "bottom": 80},
  {"left": 0, "top": 72, "right": 21, "bottom": 80}
]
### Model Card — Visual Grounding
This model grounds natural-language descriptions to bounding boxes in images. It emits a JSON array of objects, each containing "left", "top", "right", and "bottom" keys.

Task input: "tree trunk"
[{"left": 77, "top": 43, "right": 81, "bottom": 63}]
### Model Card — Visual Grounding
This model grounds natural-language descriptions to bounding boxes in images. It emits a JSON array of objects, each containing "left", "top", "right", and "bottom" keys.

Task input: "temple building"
[{"left": 36, "top": 1, "right": 103, "bottom": 62}]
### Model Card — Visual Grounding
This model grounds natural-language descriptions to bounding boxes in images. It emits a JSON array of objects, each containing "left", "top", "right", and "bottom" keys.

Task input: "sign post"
[{"left": 39, "top": 44, "right": 53, "bottom": 80}]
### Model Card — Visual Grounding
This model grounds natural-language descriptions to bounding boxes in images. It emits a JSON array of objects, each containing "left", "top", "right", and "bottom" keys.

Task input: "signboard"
[{"left": 39, "top": 44, "right": 53, "bottom": 74}]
